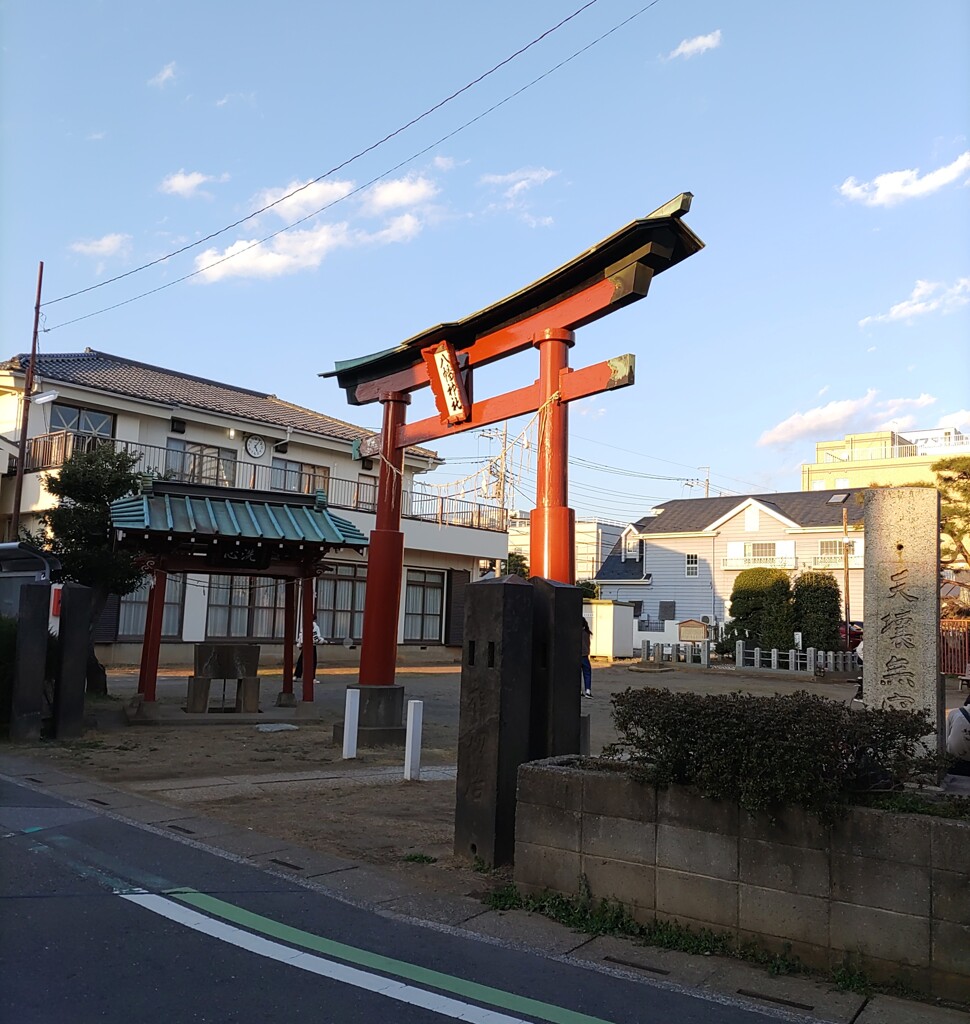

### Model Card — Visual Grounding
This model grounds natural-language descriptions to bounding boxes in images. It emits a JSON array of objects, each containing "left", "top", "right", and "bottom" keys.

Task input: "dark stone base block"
[
  {"left": 333, "top": 684, "right": 406, "bottom": 747},
  {"left": 332, "top": 723, "right": 408, "bottom": 747}
]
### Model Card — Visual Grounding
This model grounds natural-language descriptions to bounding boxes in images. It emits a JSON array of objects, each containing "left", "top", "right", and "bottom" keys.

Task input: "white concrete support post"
[
  {"left": 806, "top": 647, "right": 816, "bottom": 674},
  {"left": 788, "top": 650, "right": 796, "bottom": 673},
  {"left": 342, "top": 688, "right": 360, "bottom": 760},
  {"left": 770, "top": 649, "right": 779, "bottom": 670},
  {"left": 404, "top": 699, "right": 424, "bottom": 781},
  {"left": 700, "top": 641, "right": 710, "bottom": 668},
  {"left": 641, "top": 640, "right": 650, "bottom": 663},
  {"left": 736, "top": 640, "right": 745, "bottom": 667},
  {"left": 826, "top": 651, "right": 835, "bottom": 673},
  {"left": 753, "top": 647, "right": 761, "bottom": 670}
]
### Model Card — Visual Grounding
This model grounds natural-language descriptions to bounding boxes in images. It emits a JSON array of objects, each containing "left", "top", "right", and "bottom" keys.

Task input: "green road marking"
[{"left": 167, "top": 888, "right": 618, "bottom": 1024}]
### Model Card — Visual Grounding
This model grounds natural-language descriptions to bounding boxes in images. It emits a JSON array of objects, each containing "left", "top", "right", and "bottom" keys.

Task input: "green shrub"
[
  {"left": 606, "top": 688, "right": 934, "bottom": 822},
  {"left": 727, "top": 568, "right": 793, "bottom": 650},
  {"left": 793, "top": 571, "right": 842, "bottom": 651}
]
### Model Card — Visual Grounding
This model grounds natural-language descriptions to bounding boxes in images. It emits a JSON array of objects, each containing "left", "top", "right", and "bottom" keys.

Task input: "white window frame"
[{"left": 685, "top": 553, "right": 699, "bottom": 577}]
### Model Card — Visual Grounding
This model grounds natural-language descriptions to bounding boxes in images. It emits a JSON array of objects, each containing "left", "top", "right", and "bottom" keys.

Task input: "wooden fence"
[{"left": 941, "top": 618, "right": 970, "bottom": 675}]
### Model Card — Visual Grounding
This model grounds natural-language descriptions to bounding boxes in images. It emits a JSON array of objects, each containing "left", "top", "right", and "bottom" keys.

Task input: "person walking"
[
  {"left": 295, "top": 620, "right": 323, "bottom": 684},
  {"left": 581, "top": 617, "right": 592, "bottom": 698}
]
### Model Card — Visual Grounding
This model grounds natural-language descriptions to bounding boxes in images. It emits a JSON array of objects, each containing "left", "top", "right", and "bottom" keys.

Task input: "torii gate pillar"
[
  {"left": 530, "top": 328, "right": 575, "bottom": 584},
  {"left": 358, "top": 391, "right": 410, "bottom": 687}
]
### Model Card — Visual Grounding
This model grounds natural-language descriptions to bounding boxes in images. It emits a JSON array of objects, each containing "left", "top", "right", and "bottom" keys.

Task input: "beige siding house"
[{"left": 1, "top": 348, "right": 507, "bottom": 662}]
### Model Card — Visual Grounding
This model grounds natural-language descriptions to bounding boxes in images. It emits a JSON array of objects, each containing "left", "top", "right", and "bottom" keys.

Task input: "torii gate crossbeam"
[{"left": 325, "top": 194, "right": 704, "bottom": 691}]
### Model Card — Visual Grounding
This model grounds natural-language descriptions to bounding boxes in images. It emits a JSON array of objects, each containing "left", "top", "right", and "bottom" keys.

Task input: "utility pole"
[
  {"left": 10, "top": 261, "right": 45, "bottom": 540},
  {"left": 842, "top": 506, "right": 851, "bottom": 652},
  {"left": 699, "top": 466, "right": 710, "bottom": 498},
  {"left": 497, "top": 420, "right": 508, "bottom": 509}
]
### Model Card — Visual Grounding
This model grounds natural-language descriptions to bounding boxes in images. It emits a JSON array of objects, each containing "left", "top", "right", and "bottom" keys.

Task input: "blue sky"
[{"left": 2, "top": 0, "right": 968, "bottom": 523}]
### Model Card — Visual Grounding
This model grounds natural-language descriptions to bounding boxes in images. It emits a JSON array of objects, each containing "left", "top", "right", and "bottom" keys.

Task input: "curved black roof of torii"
[{"left": 325, "top": 194, "right": 704, "bottom": 403}]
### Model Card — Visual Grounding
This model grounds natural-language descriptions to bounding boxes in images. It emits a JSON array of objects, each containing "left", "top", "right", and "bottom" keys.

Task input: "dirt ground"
[{"left": 8, "top": 662, "right": 875, "bottom": 898}]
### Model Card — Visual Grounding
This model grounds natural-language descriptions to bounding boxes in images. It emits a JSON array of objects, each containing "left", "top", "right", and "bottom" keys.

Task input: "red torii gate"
[{"left": 326, "top": 194, "right": 704, "bottom": 693}]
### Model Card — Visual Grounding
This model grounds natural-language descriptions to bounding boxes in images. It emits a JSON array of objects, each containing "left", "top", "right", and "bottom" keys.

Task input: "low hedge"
[{"left": 606, "top": 688, "right": 940, "bottom": 822}]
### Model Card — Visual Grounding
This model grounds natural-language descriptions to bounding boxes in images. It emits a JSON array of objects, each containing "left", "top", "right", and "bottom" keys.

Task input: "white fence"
[
  {"left": 735, "top": 641, "right": 860, "bottom": 675},
  {"left": 638, "top": 640, "right": 861, "bottom": 675}
]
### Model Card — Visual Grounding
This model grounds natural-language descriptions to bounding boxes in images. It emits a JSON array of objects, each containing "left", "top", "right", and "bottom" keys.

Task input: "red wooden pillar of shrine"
[
  {"left": 138, "top": 569, "right": 167, "bottom": 703},
  {"left": 280, "top": 578, "right": 296, "bottom": 702},
  {"left": 300, "top": 570, "right": 315, "bottom": 703},
  {"left": 359, "top": 391, "right": 410, "bottom": 686},
  {"left": 530, "top": 328, "right": 576, "bottom": 584}
]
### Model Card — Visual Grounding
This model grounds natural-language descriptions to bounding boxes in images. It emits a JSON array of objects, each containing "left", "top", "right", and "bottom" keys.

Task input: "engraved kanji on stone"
[
  {"left": 879, "top": 609, "right": 916, "bottom": 649},
  {"left": 879, "top": 653, "right": 916, "bottom": 690},
  {"left": 888, "top": 568, "right": 918, "bottom": 604}
]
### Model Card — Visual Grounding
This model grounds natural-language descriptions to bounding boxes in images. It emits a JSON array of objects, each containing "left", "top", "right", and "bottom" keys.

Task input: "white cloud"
[
  {"left": 817, "top": 385, "right": 830, "bottom": 397},
  {"left": 667, "top": 29, "right": 722, "bottom": 60},
  {"left": 838, "top": 150, "right": 970, "bottom": 207},
  {"left": 758, "top": 391, "right": 877, "bottom": 446},
  {"left": 758, "top": 391, "right": 944, "bottom": 447},
  {"left": 432, "top": 155, "right": 455, "bottom": 171},
  {"left": 937, "top": 409, "right": 970, "bottom": 431},
  {"left": 193, "top": 211, "right": 423, "bottom": 283},
  {"left": 360, "top": 213, "right": 422, "bottom": 245},
  {"left": 880, "top": 393, "right": 936, "bottom": 419},
  {"left": 859, "top": 277, "right": 970, "bottom": 327},
  {"left": 148, "top": 61, "right": 177, "bottom": 88},
  {"left": 253, "top": 179, "right": 355, "bottom": 222},
  {"left": 481, "top": 167, "right": 556, "bottom": 201},
  {"left": 867, "top": 345, "right": 877, "bottom": 352},
  {"left": 362, "top": 175, "right": 437, "bottom": 215},
  {"left": 86, "top": 131, "right": 106, "bottom": 142},
  {"left": 194, "top": 222, "right": 352, "bottom": 282},
  {"left": 159, "top": 169, "right": 229, "bottom": 199},
  {"left": 70, "top": 233, "right": 131, "bottom": 258}
]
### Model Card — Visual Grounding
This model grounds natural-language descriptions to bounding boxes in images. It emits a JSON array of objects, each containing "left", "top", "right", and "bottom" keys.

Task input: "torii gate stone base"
[{"left": 326, "top": 195, "right": 704, "bottom": 746}]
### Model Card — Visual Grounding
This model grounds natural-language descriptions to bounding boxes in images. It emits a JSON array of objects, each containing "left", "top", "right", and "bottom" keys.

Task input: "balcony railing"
[
  {"left": 821, "top": 432, "right": 970, "bottom": 463},
  {"left": 721, "top": 556, "right": 798, "bottom": 570},
  {"left": 21, "top": 431, "right": 507, "bottom": 533},
  {"left": 812, "top": 554, "right": 864, "bottom": 569}
]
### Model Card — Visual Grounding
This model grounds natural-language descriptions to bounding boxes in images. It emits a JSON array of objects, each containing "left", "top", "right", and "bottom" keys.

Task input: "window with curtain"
[
  {"left": 166, "top": 438, "right": 237, "bottom": 487},
  {"left": 271, "top": 457, "right": 330, "bottom": 495},
  {"left": 316, "top": 564, "right": 367, "bottom": 641},
  {"left": 118, "top": 574, "right": 185, "bottom": 638},
  {"left": 205, "top": 576, "right": 286, "bottom": 639},
  {"left": 404, "top": 569, "right": 444, "bottom": 642}
]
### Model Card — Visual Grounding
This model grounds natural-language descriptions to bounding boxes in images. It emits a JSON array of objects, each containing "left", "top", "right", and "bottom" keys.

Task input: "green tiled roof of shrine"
[{"left": 110, "top": 488, "right": 368, "bottom": 549}]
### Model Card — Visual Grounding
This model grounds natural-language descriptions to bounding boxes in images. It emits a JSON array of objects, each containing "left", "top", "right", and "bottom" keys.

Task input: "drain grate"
[
  {"left": 603, "top": 956, "right": 670, "bottom": 976},
  {"left": 268, "top": 858, "right": 304, "bottom": 871},
  {"left": 167, "top": 824, "right": 195, "bottom": 835},
  {"left": 736, "top": 988, "right": 814, "bottom": 1011},
  {"left": 88, "top": 798, "right": 110, "bottom": 806}
]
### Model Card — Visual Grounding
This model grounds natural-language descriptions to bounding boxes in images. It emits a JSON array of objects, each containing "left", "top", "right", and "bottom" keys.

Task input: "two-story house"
[
  {"left": 0, "top": 348, "right": 507, "bottom": 663},
  {"left": 594, "top": 489, "right": 865, "bottom": 650}
]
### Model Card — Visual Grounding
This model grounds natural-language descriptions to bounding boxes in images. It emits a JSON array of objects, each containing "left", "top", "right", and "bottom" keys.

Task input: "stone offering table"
[{"left": 185, "top": 644, "right": 261, "bottom": 714}]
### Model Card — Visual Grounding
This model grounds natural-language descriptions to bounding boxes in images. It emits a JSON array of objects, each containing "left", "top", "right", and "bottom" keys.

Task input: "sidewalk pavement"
[{"left": 3, "top": 749, "right": 966, "bottom": 1024}]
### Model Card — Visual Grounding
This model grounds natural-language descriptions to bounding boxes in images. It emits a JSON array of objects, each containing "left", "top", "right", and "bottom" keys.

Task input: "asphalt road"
[{"left": 0, "top": 777, "right": 792, "bottom": 1024}]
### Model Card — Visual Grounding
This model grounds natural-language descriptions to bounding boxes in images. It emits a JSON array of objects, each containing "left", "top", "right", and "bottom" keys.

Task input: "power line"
[
  {"left": 42, "top": 0, "right": 604, "bottom": 309},
  {"left": 43, "top": 0, "right": 666, "bottom": 332}
]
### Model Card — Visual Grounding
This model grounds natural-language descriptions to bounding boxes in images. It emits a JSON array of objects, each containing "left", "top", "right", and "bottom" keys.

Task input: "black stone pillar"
[
  {"left": 7, "top": 584, "right": 49, "bottom": 742},
  {"left": 53, "top": 583, "right": 92, "bottom": 740},
  {"left": 454, "top": 575, "right": 533, "bottom": 868},
  {"left": 529, "top": 577, "right": 582, "bottom": 760}
]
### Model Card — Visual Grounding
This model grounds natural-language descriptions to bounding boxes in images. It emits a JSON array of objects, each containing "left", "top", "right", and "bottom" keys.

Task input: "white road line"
[{"left": 121, "top": 892, "right": 531, "bottom": 1024}]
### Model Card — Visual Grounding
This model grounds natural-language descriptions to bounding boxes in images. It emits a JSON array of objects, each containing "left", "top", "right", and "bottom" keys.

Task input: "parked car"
[{"left": 838, "top": 621, "right": 863, "bottom": 650}]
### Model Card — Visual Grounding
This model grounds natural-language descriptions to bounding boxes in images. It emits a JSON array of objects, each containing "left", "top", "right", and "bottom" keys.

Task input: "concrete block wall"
[{"left": 514, "top": 758, "right": 970, "bottom": 1002}]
